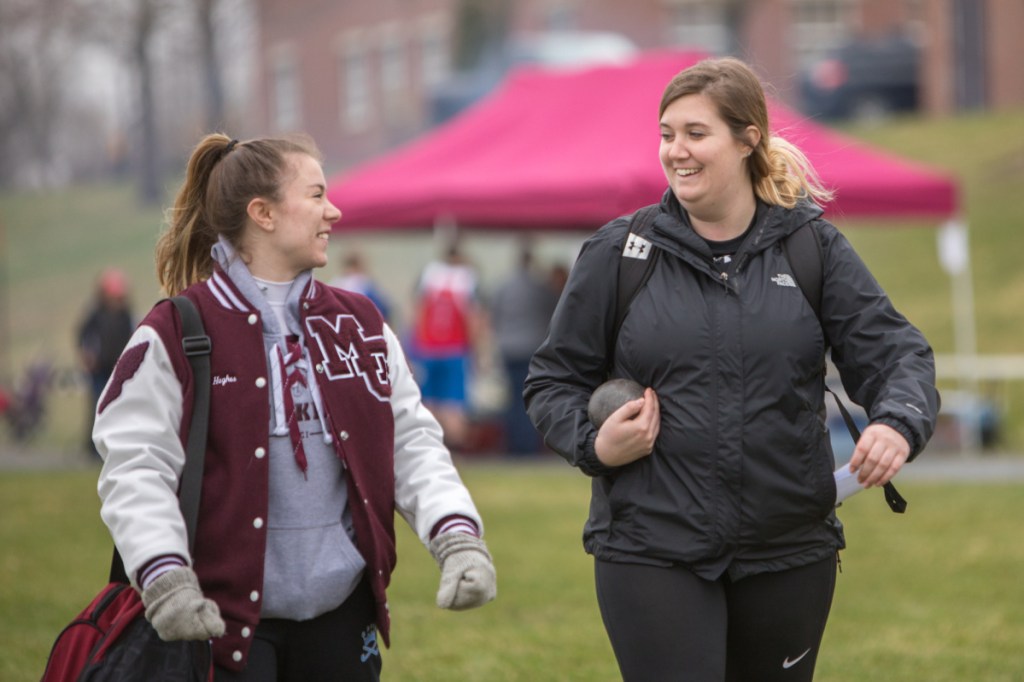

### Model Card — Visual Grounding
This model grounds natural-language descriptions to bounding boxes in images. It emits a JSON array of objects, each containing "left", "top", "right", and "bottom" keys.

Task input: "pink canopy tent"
[{"left": 327, "top": 49, "right": 958, "bottom": 231}]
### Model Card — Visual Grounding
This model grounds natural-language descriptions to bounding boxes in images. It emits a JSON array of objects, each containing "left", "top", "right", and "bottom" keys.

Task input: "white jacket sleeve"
[
  {"left": 386, "top": 323, "right": 484, "bottom": 545},
  {"left": 94, "top": 325, "right": 189, "bottom": 586}
]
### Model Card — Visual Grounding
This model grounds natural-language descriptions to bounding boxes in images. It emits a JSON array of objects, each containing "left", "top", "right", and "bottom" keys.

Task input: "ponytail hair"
[
  {"left": 659, "top": 57, "right": 833, "bottom": 210},
  {"left": 155, "top": 132, "right": 322, "bottom": 295}
]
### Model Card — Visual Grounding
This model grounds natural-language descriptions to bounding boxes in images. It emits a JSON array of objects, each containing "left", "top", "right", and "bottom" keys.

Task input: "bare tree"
[
  {"left": 134, "top": 0, "right": 162, "bottom": 204},
  {"left": 0, "top": 0, "right": 87, "bottom": 187},
  {"left": 196, "top": 0, "right": 226, "bottom": 132},
  {"left": 0, "top": 0, "right": 250, "bottom": 195}
]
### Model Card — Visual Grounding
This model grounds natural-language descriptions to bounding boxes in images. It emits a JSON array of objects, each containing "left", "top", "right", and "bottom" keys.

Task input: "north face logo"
[
  {"left": 305, "top": 315, "right": 391, "bottom": 401},
  {"left": 771, "top": 273, "right": 797, "bottom": 288}
]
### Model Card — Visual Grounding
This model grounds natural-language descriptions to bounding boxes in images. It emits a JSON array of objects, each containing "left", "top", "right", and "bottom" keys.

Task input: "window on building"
[
  {"left": 791, "top": 0, "right": 857, "bottom": 68},
  {"left": 270, "top": 47, "right": 300, "bottom": 131},
  {"left": 419, "top": 17, "right": 448, "bottom": 89},
  {"left": 340, "top": 37, "right": 371, "bottom": 131},
  {"left": 666, "top": 0, "right": 729, "bottom": 54},
  {"left": 380, "top": 26, "right": 405, "bottom": 98}
]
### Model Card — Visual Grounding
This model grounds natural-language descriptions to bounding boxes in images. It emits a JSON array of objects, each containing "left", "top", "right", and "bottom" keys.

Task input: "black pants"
[
  {"left": 215, "top": 579, "right": 382, "bottom": 682},
  {"left": 594, "top": 555, "right": 837, "bottom": 682}
]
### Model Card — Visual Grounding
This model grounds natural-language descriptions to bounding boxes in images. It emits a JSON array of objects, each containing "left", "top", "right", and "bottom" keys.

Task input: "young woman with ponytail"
[
  {"left": 94, "top": 133, "right": 496, "bottom": 680},
  {"left": 525, "top": 58, "right": 938, "bottom": 681}
]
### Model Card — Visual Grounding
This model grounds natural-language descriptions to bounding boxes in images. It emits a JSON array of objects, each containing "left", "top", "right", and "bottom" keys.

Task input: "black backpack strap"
[
  {"left": 782, "top": 222, "right": 824, "bottom": 321},
  {"left": 783, "top": 222, "right": 906, "bottom": 514},
  {"left": 108, "top": 296, "right": 212, "bottom": 583},
  {"left": 827, "top": 386, "right": 907, "bottom": 513},
  {"left": 609, "top": 205, "right": 661, "bottom": 374},
  {"left": 170, "top": 296, "right": 212, "bottom": 543}
]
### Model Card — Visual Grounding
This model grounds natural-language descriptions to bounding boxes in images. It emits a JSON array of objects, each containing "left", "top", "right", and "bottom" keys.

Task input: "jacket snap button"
[
  {"left": 339, "top": 430, "right": 349, "bottom": 440},
  {"left": 255, "top": 377, "right": 266, "bottom": 388},
  {"left": 253, "top": 517, "right": 264, "bottom": 529},
  {"left": 241, "top": 627, "right": 251, "bottom": 638},
  {"left": 255, "top": 447, "right": 266, "bottom": 459},
  {"left": 233, "top": 651, "right": 243, "bottom": 662},
  {"left": 247, "top": 314, "right": 257, "bottom": 325},
  {"left": 250, "top": 590, "right": 259, "bottom": 602}
]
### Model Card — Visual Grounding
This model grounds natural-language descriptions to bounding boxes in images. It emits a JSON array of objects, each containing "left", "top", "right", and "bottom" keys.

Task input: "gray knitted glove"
[
  {"left": 141, "top": 566, "right": 226, "bottom": 641},
  {"left": 428, "top": 532, "right": 497, "bottom": 610}
]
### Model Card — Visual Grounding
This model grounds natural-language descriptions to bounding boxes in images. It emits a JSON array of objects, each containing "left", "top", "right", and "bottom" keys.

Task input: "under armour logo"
[
  {"left": 360, "top": 625, "right": 380, "bottom": 662},
  {"left": 771, "top": 273, "right": 797, "bottom": 288},
  {"left": 623, "top": 233, "right": 652, "bottom": 260}
]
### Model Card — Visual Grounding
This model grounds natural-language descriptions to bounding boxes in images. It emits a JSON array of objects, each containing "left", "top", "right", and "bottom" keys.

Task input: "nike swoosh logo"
[{"left": 782, "top": 648, "right": 812, "bottom": 669}]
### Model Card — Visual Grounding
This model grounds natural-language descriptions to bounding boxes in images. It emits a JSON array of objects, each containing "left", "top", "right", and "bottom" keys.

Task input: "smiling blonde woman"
[{"left": 525, "top": 58, "right": 938, "bottom": 682}]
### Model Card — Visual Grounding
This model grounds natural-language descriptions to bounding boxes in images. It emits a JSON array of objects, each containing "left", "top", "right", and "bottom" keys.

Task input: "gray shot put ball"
[{"left": 587, "top": 378, "right": 645, "bottom": 428}]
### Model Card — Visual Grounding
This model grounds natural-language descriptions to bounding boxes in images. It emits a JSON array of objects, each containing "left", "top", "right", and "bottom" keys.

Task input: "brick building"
[{"left": 248, "top": 0, "right": 1024, "bottom": 172}]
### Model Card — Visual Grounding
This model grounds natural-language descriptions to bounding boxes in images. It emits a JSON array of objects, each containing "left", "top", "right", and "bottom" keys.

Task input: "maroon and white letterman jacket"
[{"left": 95, "top": 269, "right": 483, "bottom": 671}]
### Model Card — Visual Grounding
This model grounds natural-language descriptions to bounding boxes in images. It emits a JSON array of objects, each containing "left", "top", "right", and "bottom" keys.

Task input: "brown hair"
[
  {"left": 155, "top": 132, "right": 323, "bottom": 295},
  {"left": 659, "top": 57, "right": 833, "bottom": 209}
]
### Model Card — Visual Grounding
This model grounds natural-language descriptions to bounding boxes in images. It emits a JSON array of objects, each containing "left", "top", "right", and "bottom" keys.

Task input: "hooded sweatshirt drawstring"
[{"left": 213, "top": 236, "right": 331, "bottom": 475}]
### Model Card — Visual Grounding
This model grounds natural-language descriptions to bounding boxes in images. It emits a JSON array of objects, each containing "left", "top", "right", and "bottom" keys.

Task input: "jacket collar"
[
  {"left": 205, "top": 266, "right": 318, "bottom": 315},
  {"left": 651, "top": 188, "right": 824, "bottom": 259}
]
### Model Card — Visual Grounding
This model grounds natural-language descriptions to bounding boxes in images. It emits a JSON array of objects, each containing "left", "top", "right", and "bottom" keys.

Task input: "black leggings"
[
  {"left": 594, "top": 555, "right": 837, "bottom": 682},
  {"left": 214, "top": 579, "right": 382, "bottom": 682}
]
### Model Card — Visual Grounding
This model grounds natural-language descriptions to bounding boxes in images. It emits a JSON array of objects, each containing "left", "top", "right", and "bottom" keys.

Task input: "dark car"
[{"left": 800, "top": 34, "right": 920, "bottom": 121}]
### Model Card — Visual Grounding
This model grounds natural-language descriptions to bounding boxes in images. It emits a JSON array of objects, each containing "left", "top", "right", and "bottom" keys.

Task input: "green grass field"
[{"left": 2, "top": 462, "right": 1023, "bottom": 681}]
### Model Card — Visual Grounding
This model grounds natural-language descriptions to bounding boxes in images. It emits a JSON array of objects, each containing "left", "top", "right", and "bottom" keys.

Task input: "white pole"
[{"left": 938, "top": 218, "right": 981, "bottom": 452}]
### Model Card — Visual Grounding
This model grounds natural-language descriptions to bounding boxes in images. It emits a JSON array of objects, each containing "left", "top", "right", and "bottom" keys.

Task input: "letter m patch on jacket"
[{"left": 305, "top": 315, "right": 391, "bottom": 401}]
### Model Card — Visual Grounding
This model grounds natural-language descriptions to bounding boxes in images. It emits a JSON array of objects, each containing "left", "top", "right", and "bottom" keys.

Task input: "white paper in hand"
[{"left": 834, "top": 464, "right": 866, "bottom": 505}]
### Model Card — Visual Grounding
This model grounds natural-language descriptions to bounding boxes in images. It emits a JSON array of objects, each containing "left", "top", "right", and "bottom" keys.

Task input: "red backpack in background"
[{"left": 414, "top": 284, "right": 470, "bottom": 350}]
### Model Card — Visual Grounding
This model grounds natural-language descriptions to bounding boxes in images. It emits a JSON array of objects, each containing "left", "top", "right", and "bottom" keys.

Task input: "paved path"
[{"left": 891, "top": 452, "right": 1024, "bottom": 482}]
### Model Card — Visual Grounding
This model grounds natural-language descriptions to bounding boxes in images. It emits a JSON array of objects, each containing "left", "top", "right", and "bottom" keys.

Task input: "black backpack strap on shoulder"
[
  {"left": 782, "top": 221, "right": 824, "bottom": 322},
  {"left": 170, "top": 295, "right": 212, "bottom": 544},
  {"left": 784, "top": 224, "right": 907, "bottom": 514},
  {"left": 609, "top": 205, "right": 662, "bottom": 373},
  {"left": 108, "top": 296, "right": 212, "bottom": 583}
]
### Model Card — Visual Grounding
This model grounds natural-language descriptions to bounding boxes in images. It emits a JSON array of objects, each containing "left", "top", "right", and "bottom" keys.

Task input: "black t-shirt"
[{"left": 700, "top": 202, "right": 765, "bottom": 275}]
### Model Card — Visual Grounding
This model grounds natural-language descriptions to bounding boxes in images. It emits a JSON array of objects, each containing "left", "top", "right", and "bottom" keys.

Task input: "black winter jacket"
[{"left": 524, "top": 192, "right": 939, "bottom": 580}]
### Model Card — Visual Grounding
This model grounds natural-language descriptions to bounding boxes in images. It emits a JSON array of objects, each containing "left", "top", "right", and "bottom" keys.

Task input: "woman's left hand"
[{"left": 849, "top": 423, "right": 910, "bottom": 488}]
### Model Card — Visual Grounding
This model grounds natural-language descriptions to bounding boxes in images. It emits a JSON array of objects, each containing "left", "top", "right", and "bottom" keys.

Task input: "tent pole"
[{"left": 939, "top": 219, "right": 981, "bottom": 454}]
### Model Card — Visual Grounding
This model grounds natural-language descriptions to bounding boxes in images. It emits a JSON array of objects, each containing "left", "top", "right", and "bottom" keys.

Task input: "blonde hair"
[
  {"left": 155, "top": 132, "right": 322, "bottom": 295},
  {"left": 659, "top": 57, "right": 834, "bottom": 209}
]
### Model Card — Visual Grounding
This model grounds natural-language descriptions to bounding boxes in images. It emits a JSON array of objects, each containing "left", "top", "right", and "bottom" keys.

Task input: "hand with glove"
[
  {"left": 428, "top": 532, "right": 497, "bottom": 610},
  {"left": 141, "top": 566, "right": 226, "bottom": 641}
]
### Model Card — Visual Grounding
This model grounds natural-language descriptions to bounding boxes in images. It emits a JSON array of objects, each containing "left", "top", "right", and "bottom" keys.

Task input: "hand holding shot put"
[{"left": 589, "top": 379, "right": 661, "bottom": 467}]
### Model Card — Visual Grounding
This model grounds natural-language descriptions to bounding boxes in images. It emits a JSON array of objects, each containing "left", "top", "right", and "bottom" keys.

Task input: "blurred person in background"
[
  {"left": 409, "top": 241, "right": 486, "bottom": 451},
  {"left": 489, "top": 242, "right": 558, "bottom": 455},
  {"left": 329, "top": 248, "right": 392, "bottom": 323},
  {"left": 93, "top": 132, "right": 495, "bottom": 680},
  {"left": 76, "top": 267, "right": 134, "bottom": 459},
  {"left": 525, "top": 57, "right": 939, "bottom": 681}
]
